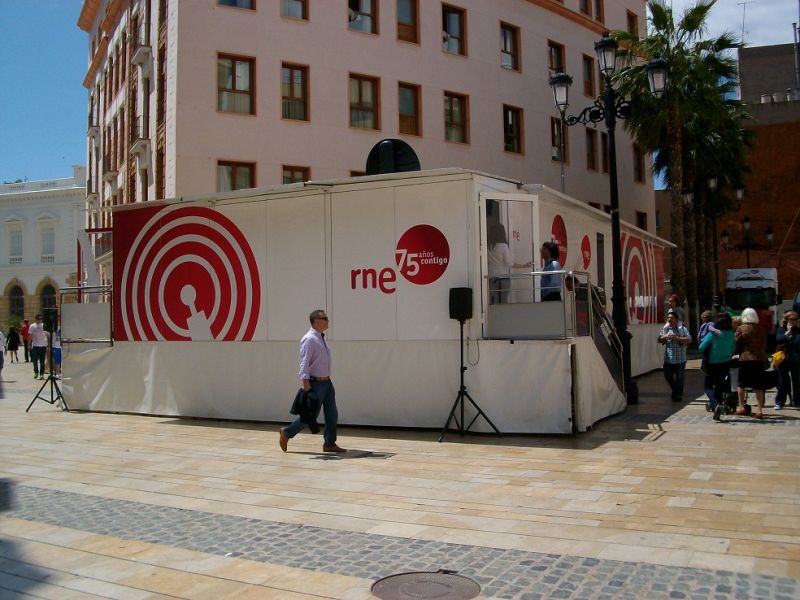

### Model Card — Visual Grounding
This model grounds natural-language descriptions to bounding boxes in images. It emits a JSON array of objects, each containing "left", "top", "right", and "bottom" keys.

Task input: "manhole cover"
[{"left": 371, "top": 571, "right": 481, "bottom": 600}]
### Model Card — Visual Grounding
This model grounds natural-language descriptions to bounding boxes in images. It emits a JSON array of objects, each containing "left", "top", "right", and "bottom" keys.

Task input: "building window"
[
  {"left": 40, "top": 225, "right": 55, "bottom": 263},
  {"left": 348, "top": 0, "right": 378, "bottom": 34},
  {"left": 282, "top": 0, "right": 307, "bottom": 19},
  {"left": 601, "top": 132, "right": 609, "bottom": 173},
  {"left": 444, "top": 92, "right": 468, "bottom": 143},
  {"left": 398, "top": 82, "right": 421, "bottom": 136},
  {"left": 349, "top": 74, "right": 380, "bottom": 129},
  {"left": 548, "top": 40, "right": 565, "bottom": 72},
  {"left": 655, "top": 209, "right": 661, "bottom": 229},
  {"left": 594, "top": 0, "right": 604, "bottom": 23},
  {"left": 636, "top": 211, "right": 648, "bottom": 231},
  {"left": 218, "top": 161, "right": 255, "bottom": 191},
  {"left": 442, "top": 4, "right": 466, "bottom": 55},
  {"left": 582, "top": 55, "right": 595, "bottom": 97},
  {"left": 219, "top": 0, "right": 254, "bottom": 9},
  {"left": 9, "top": 285, "right": 24, "bottom": 319},
  {"left": 633, "top": 144, "right": 645, "bottom": 182},
  {"left": 550, "top": 117, "right": 568, "bottom": 163},
  {"left": 579, "top": 0, "right": 591, "bottom": 17},
  {"left": 397, "top": 0, "right": 418, "bottom": 43},
  {"left": 503, "top": 105, "right": 523, "bottom": 154},
  {"left": 627, "top": 11, "right": 639, "bottom": 35},
  {"left": 9, "top": 228, "right": 22, "bottom": 263},
  {"left": 350, "top": 170, "right": 367, "bottom": 177},
  {"left": 283, "top": 165, "right": 310, "bottom": 183},
  {"left": 218, "top": 55, "right": 254, "bottom": 114},
  {"left": 40, "top": 284, "right": 56, "bottom": 310},
  {"left": 282, "top": 63, "right": 308, "bottom": 120},
  {"left": 500, "top": 23, "right": 519, "bottom": 70},
  {"left": 585, "top": 128, "right": 597, "bottom": 171}
]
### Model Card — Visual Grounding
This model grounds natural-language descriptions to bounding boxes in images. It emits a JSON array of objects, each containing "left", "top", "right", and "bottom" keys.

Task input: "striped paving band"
[{"left": 3, "top": 484, "right": 797, "bottom": 600}]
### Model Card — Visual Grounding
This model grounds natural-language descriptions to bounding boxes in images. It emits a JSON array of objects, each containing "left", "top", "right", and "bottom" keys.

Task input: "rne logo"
[{"left": 350, "top": 224, "right": 450, "bottom": 294}]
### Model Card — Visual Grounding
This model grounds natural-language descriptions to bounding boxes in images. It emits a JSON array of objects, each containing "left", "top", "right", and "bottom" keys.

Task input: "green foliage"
[
  {"left": 612, "top": 0, "right": 749, "bottom": 197},
  {"left": 6, "top": 314, "right": 21, "bottom": 332}
]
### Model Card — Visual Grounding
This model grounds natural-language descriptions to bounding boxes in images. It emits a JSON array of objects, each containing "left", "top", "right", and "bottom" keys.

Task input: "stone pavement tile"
[{"left": 687, "top": 551, "right": 758, "bottom": 573}]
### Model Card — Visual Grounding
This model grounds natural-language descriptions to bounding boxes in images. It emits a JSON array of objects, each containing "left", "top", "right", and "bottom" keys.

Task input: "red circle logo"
[
  {"left": 395, "top": 224, "right": 450, "bottom": 285},
  {"left": 551, "top": 215, "right": 568, "bottom": 266},
  {"left": 119, "top": 206, "right": 261, "bottom": 341},
  {"left": 581, "top": 235, "right": 591, "bottom": 269}
]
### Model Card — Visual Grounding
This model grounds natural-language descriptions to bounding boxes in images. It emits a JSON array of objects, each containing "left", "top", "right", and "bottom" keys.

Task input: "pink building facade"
[{"left": 79, "top": 0, "right": 654, "bottom": 283}]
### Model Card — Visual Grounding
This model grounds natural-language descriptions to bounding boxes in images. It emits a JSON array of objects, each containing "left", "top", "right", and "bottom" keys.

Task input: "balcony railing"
[
  {"left": 132, "top": 21, "right": 153, "bottom": 68},
  {"left": 131, "top": 116, "right": 151, "bottom": 157}
]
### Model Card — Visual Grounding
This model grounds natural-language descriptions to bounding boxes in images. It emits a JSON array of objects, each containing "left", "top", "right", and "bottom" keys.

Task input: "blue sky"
[
  {"left": 0, "top": 0, "right": 796, "bottom": 184},
  {"left": 0, "top": 1, "right": 85, "bottom": 183}
]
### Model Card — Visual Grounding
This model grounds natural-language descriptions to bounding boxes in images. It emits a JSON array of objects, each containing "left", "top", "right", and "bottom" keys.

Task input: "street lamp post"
[
  {"left": 549, "top": 34, "right": 667, "bottom": 405},
  {"left": 720, "top": 213, "right": 774, "bottom": 269}
]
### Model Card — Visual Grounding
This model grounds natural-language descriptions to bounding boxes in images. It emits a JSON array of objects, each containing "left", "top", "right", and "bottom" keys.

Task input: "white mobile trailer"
[{"left": 64, "top": 169, "right": 669, "bottom": 434}]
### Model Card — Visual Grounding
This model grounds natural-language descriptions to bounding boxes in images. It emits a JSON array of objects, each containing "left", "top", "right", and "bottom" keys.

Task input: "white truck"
[
  {"left": 63, "top": 169, "right": 670, "bottom": 433},
  {"left": 724, "top": 268, "right": 781, "bottom": 337}
]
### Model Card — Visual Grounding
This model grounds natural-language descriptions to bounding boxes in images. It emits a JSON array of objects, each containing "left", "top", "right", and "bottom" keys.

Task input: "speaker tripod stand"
[
  {"left": 26, "top": 343, "right": 68, "bottom": 413},
  {"left": 439, "top": 319, "right": 501, "bottom": 442}
]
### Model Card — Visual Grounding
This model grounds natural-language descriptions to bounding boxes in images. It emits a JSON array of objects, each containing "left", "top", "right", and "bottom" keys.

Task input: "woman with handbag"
[
  {"left": 734, "top": 307, "right": 769, "bottom": 419},
  {"left": 774, "top": 310, "right": 800, "bottom": 410},
  {"left": 699, "top": 313, "right": 735, "bottom": 420}
]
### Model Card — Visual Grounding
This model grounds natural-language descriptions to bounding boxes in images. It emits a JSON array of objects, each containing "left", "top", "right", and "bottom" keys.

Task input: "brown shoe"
[
  {"left": 279, "top": 428, "right": 289, "bottom": 452},
  {"left": 322, "top": 444, "right": 347, "bottom": 453}
]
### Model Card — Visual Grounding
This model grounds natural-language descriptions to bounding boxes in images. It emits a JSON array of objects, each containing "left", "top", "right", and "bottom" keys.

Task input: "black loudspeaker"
[{"left": 449, "top": 287, "right": 473, "bottom": 322}]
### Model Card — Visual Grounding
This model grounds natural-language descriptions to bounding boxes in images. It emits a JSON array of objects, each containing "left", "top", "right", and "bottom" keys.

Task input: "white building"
[
  {"left": 78, "top": 0, "right": 654, "bottom": 282},
  {"left": 0, "top": 166, "right": 86, "bottom": 326}
]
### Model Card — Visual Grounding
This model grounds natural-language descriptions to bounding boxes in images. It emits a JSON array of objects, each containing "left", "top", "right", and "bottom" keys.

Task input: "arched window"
[
  {"left": 40, "top": 284, "right": 56, "bottom": 310},
  {"left": 9, "top": 286, "right": 24, "bottom": 318}
]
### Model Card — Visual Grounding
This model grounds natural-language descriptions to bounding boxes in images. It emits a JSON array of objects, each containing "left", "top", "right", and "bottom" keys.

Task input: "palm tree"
[{"left": 613, "top": 0, "right": 745, "bottom": 330}]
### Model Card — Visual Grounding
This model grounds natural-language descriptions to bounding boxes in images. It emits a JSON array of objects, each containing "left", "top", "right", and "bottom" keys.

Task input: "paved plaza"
[{"left": 0, "top": 356, "right": 798, "bottom": 599}]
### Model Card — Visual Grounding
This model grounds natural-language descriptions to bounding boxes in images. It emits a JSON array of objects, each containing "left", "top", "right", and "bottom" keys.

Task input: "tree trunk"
[
  {"left": 668, "top": 108, "right": 684, "bottom": 300},
  {"left": 683, "top": 197, "right": 698, "bottom": 342},
  {"left": 694, "top": 188, "right": 710, "bottom": 311}
]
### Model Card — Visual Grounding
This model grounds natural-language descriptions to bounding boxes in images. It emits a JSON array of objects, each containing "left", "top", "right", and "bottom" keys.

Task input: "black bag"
[{"left": 759, "top": 369, "right": 779, "bottom": 391}]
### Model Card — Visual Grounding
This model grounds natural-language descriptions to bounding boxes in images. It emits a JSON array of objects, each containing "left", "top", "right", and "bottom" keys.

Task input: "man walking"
[
  {"left": 20, "top": 319, "right": 31, "bottom": 363},
  {"left": 658, "top": 309, "right": 692, "bottom": 401},
  {"left": 28, "top": 314, "right": 49, "bottom": 380},
  {"left": 279, "top": 309, "right": 345, "bottom": 453}
]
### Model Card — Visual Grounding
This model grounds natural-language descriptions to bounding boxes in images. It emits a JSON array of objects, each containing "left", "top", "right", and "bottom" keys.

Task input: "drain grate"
[{"left": 371, "top": 570, "right": 481, "bottom": 600}]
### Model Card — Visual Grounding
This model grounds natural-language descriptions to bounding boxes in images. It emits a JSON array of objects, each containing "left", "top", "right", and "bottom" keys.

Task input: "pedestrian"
[
  {"left": 279, "top": 309, "right": 346, "bottom": 453},
  {"left": 51, "top": 322, "right": 62, "bottom": 379},
  {"left": 487, "top": 223, "right": 530, "bottom": 304},
  {"left": 667, "top": 293, "right": 684, "bottom": 323},
  {"left": 658, "top": 308, "right": 692, "bottom": 401},
  {"left": 734, "top": 307, "right": 769, "bottom": 419},
  {"left": 28, "top": 314, "right": 49, "bottom": 380},
  {"left": 699, "top": 313, "right": 735, "bottom": 420},
  {"left": 6, "top": 326, "right": 20, "bottom": 362},
  {"left": 774, "top": 310, "right": 800, "bottom": 409},
  {"left": 20, "top": 319, "right": 31, "bottom": 362},
  {"left": 540, "top": 241, "right": 562, "bottom": 301},
  {"left": 0, "top": 328, "right": 5, "bottom": 381}
]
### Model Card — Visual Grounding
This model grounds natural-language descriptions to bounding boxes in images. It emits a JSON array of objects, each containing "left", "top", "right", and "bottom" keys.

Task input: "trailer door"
[{"left": 479, "top": 193, "right": 536, "bottom": 333}]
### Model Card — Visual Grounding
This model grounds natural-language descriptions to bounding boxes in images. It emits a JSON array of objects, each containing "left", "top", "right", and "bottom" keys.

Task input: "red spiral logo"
[{"left": 119, "top": 206, "right": 260, "bottom": 341}]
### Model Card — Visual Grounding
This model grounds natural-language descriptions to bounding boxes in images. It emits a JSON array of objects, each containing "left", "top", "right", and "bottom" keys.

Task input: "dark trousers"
[
  {"left": 23, "top": 342, "right": 30, "bottom": 362},
  {"left": 663, "top": 361, "right": 686, "bottom": 399},
  {"left": 703, "top": 362, "right": 731, "bottom": 408},
  {"left": 30, "top": 346, "right": 46, "bottom": 376},
  {"left": 776, "top": 360, "right": 799, "bottom": 406},
  {"left": 284, "top": 379, "right": 338, "bottom": 447}
]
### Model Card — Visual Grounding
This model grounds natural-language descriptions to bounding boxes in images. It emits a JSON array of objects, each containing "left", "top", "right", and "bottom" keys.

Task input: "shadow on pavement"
[{"left": 0, "top": 479, "right": 52, "bottom": 596}]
